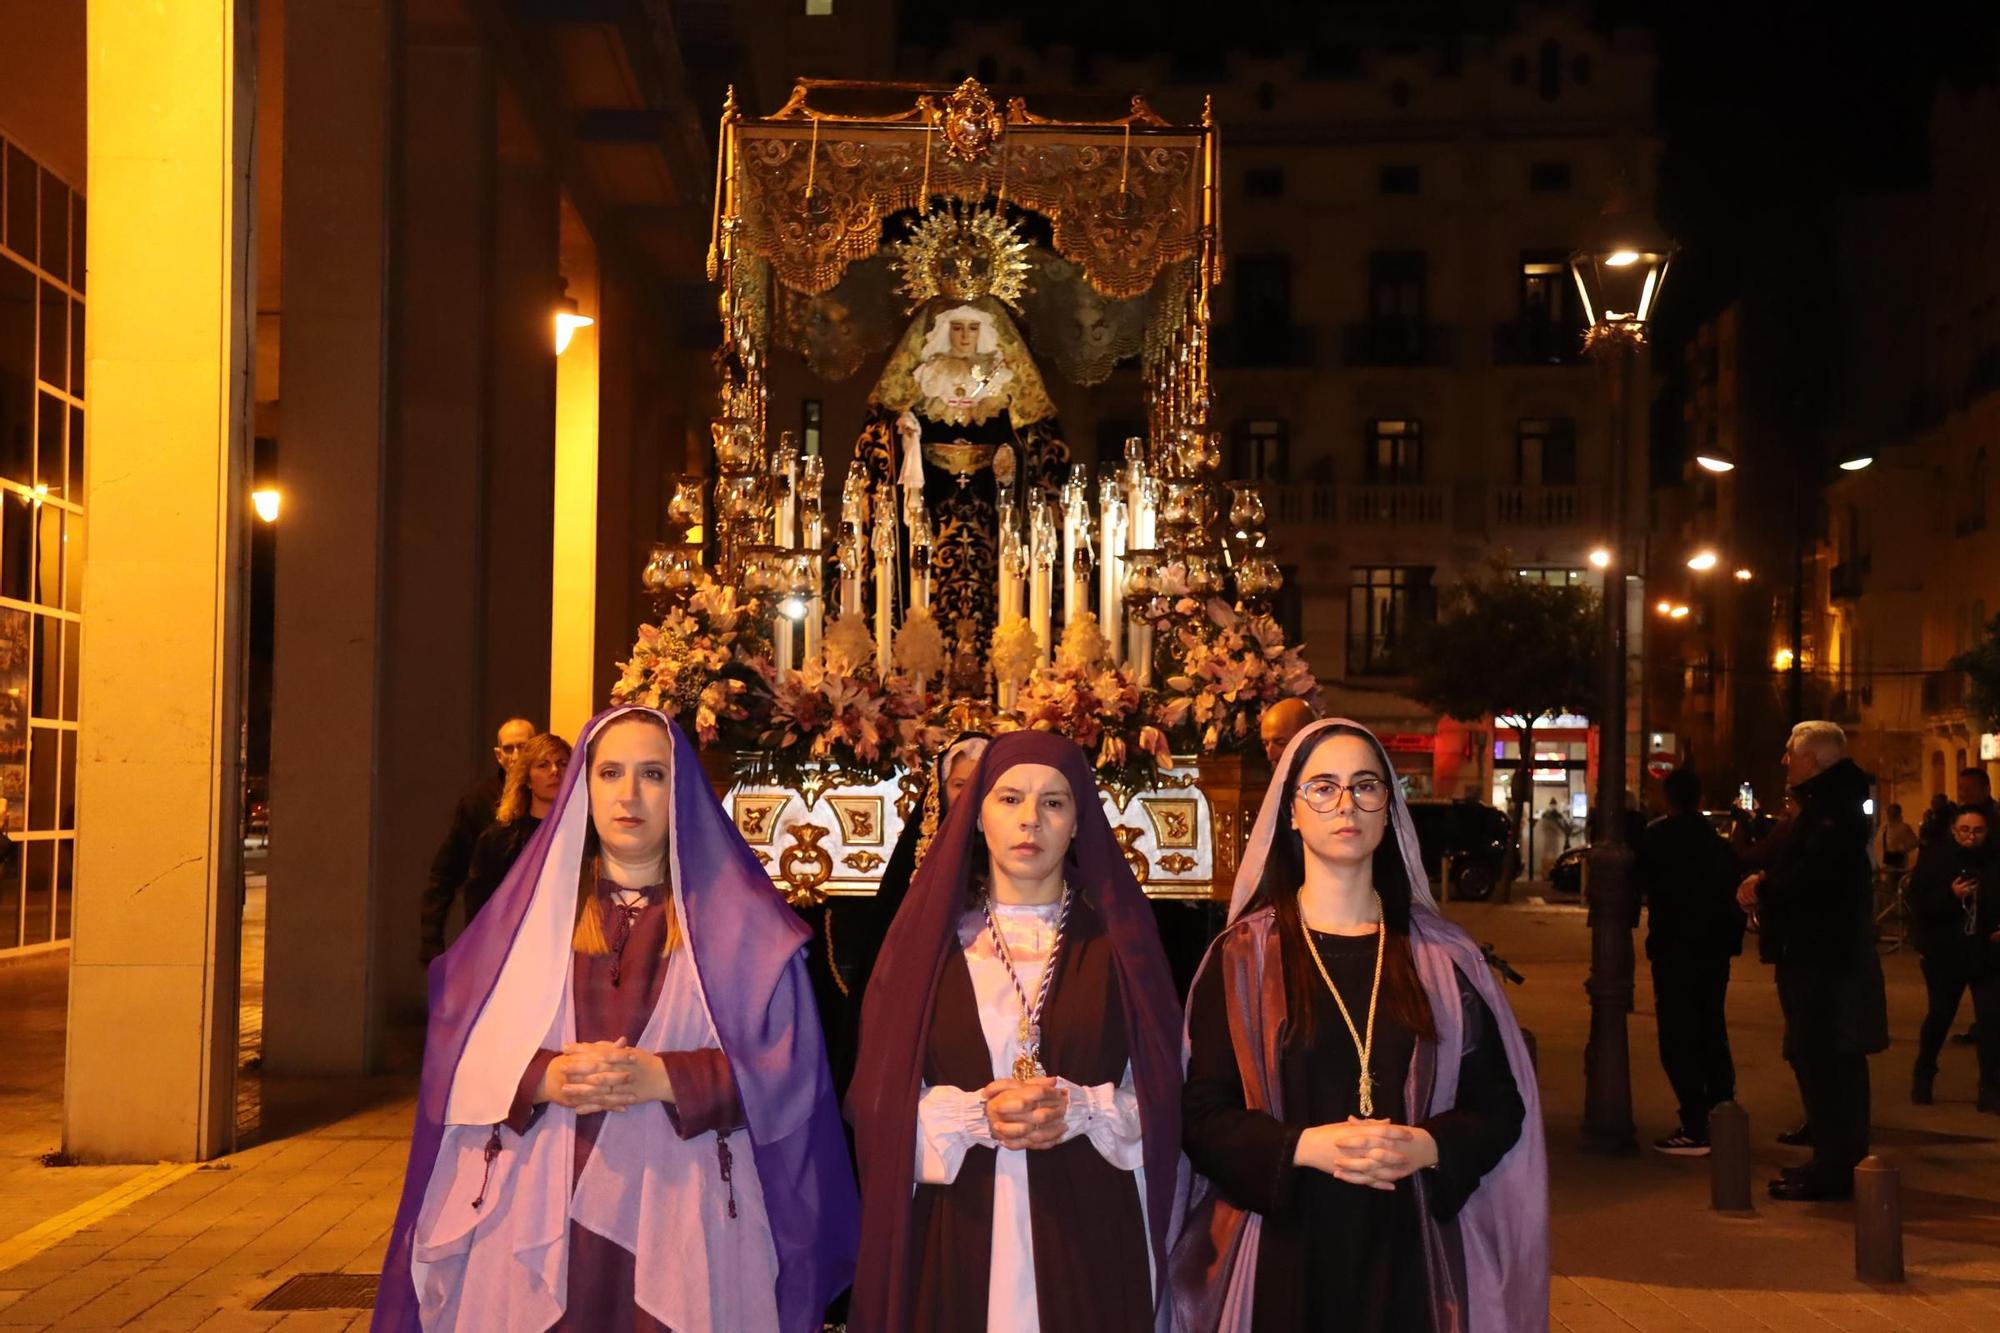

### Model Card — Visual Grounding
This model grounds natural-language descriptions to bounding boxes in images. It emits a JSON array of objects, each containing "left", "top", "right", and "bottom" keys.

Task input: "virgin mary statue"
[{"left": 857, "top": 292, "right": 1069, "bottom": 656}]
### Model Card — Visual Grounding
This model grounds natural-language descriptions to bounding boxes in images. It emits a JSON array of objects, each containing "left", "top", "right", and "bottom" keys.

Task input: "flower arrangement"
[
  {"left": 1154, "top": 599, "right": 1319, "bottom": 756},
  {"left": 610, "top": 575, "right": 771, "bottom": 745},
  {"left": 1012, "top": 615, "right": 1172, "bottom": 799},
  {"left": 744, "top": 614, "right": 929, "bottom": 794}
]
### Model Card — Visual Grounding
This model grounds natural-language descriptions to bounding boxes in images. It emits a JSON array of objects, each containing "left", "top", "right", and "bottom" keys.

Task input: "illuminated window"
[{"left": 805, "top": 0, "right": 834, "bottom": 14}]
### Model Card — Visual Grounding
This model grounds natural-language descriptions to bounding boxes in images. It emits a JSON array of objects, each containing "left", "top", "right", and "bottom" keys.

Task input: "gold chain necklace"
[{"left": 1300, "top": 891, "right": 1387, "bottom": 1118}]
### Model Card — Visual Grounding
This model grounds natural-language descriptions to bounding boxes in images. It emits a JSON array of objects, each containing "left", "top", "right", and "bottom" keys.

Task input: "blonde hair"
[
  {"left": 497, "top": 732, "right": 574, "bottom": 824},
  {"left": 571, "top": 712, "right": 679, "bottom": 958}
]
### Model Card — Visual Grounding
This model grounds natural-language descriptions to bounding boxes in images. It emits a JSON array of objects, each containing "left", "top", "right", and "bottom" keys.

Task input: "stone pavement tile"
[
  {"left": 0, "top": 1241, "right": 110, "bottom": 1291},
  {"left": 119, "top": 1291, "right": 230, "bottom": 1332},
  {"left": 190, "top": 1311, "right": 288, "bottom": 1331},
  {"left": 271, "top": 1313, "right": 367, "bottom": 1331},
  {"left": 102, "top": 1230, "right": 193, "bottom": 1263},
  {"left": 57, "top": 1273, "right": 187, "bottom": 1328},
  {"left": 0, "top": 1259, "right": 147, "bottom": 1326}
]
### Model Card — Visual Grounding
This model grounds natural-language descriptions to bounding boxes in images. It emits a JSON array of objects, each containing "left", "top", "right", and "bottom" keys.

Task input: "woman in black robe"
[{"left": 1175, "top": 720, "right": 1546, "bottom": 1332}]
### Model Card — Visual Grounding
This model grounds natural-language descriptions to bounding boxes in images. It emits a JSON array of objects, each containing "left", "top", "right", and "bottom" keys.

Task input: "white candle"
[
  {"left": 775, "top": 604, "right": 794, "bottom": 674},
  {"left": 1099, "top": 476, "right": 1126, "bottom": 667},
  {"left": 1132, "top": 620, "right": 1153, "bottom": 688},
  {"left": 873, "top": 489, "right": 895, "bottom": 676},
  {"left": 1030, "top": 501, "right": 1056, "bottom": 665},
  {"left": 1061, "top": 471, "right": 1088, "bottom": 627}
]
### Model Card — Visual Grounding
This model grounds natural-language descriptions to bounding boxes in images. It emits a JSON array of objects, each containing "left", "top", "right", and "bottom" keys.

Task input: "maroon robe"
[
  {"left": 506, "top": 882, "right": 745, "bottom": 1333},
  {"left": 907, "top": 902, "right": 1154, "bottom": 1333}
]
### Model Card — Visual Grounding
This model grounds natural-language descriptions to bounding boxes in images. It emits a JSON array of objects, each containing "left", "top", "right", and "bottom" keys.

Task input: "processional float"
[{"left": 615, "top": 77, "right": 1318, "bottom": 908}]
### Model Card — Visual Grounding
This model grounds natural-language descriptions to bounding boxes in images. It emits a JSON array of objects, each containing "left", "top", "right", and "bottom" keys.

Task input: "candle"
[
  {"left": 1030, "top": 500, "right": 1056, "bottom": 665},
  {"left": 800, "top": 458, "right": 825, "bottom": 664},
  {"left": 873, "top": 488, "right": 896, "bottom": 676},
  {"left": 1061, "top": 469, "right": 1088, "bottom": 627},
  {"left": 1098, "top": 475, "right": 1126, "bottom": 667}
]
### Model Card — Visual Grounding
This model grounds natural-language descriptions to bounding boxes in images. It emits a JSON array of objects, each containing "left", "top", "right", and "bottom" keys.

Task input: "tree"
[
  {"left": 1950, "top": 613, "right": 2000, "bottom": 731},
  {"left": 1403, "top": 567, "right": 1602, "bottom": 886}
]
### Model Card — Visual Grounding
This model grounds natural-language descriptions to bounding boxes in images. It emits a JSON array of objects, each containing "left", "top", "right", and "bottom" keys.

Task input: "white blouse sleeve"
[
  {"left": 1056, "top": 1062, "right": 1144, "bottom": 1171},
  {"left": 914, "top": 1082, "right": 996, "bottom": 1184}
]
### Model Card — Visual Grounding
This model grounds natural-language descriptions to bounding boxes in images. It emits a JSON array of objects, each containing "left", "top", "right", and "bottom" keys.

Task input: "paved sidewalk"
[{"left": 0, "top": 899, "right": 1995, "bottom": 1328}]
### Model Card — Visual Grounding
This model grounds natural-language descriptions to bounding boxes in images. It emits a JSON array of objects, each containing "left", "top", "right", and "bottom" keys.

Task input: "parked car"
[
  {"left": 1550, "top": 846, "right": 1587, "bottom": 899},
  {"left": 1405, "top": 798, "right": 1516, "bottom": 902}
]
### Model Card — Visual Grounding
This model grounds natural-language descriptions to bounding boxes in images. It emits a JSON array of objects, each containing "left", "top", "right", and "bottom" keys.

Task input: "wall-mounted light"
[
  {"left": 1655, "top": 599, "right": 1673, "bottom": 616},
  {"left": 554, "top": 279, "right": 593, "bottom": 355},
  {"left": 1733, "top": 567, "right": 1753, "bottom": 582},
  {"left": 1694, "top": 449, "right": 1736, "bottom": 474},
  {"left": 1668, "top": 604, "right": 1690, "bottom": 620},
  {"left": 251, "top": 488, "right": 282, "bottom": 523},
  {"left": 1686, "top": 548, "right": 1720, "bottom": 572},
  {"left": 1773, "top": 647, "right": 1795, "bottom": 671},
  {"left": 1588, "top": 547, "right": 1612, "bottom": 569},
  {"left": 1837, "top": 454, "right": 1874, "bottom": 473}
]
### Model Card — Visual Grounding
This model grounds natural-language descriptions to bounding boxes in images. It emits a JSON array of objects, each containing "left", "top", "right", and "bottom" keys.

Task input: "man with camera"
[{"left": 1908, "top": 804, "right": 2000, "bottom": 1111}]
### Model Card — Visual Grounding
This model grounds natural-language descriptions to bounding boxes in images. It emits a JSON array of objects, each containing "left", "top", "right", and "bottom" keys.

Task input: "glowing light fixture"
[
  {"left": 1570, "top": 203, "right": 1675, "bottom": 342},
  {"left": 1773, "top": 647, "right": 1795, "bottom": 671},
  {"left": 1588, "top": 547, "right": 1612, "bottom": 569},
  {"left": 778, "top": 595, "right": 808, "bottom": 621},
  {"left": 1694, "top": 450, "right": 1736, "bottom": 474},
  {"left": 251, "top": 488, "right": 282, "bottom": 523},
  {"left": 1669, "top": 604, "right": 1690, "bottom": 620},
  {"left": 1686, "top": 549, "right": 1719, "bottom": 572},
  {"left": 1733, "top": 567, "right": 1753, "bottom": 581},
  {"left": 1604, "top": 250, "right": 1640, "bottom": 267},
  {"left": 554, "top": 279, "right": 593, "bottom": 355},
  {"left": 1655, "top": 600, "right": 1673, "bottom": 616},
  {"left": 1837, "top": 454, "right": 1874, "bottom": 472}
]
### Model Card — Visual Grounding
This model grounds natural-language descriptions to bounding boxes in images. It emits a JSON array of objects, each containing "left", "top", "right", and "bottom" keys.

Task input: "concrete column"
[
  {"left": 482, "top": 91, "right": 556, "bottom": 732},
  {"left": 68, "top": 0, "right": 255, "bottom": 1161},
  {"left": 372, "top": 35, "right": 497, "bottom": 1024},
  {"left": 263, "top": 0, "right": 394, "bottom": 1075}
]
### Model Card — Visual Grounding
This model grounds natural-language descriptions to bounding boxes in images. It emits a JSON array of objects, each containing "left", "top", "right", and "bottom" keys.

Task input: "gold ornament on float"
[
  {"left": 893, "top": 205, "right": 1033, "bottom": 312},
  {"left": 935, "top": 77, "right": 1005, "bottom": 162}
]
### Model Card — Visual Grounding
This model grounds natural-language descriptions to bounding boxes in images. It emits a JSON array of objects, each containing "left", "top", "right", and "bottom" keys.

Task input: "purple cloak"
[{"left": 371, "top": 707, "right": 857, "bottom": 1331}]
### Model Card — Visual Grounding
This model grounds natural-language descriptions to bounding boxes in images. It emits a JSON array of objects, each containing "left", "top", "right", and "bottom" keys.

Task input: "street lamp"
[
  {"left": 1694, "top": 445, "right": 1736, "bottom": 474},
  {"left": 1571, "top": 199, "right": 1674, "bottom": 1156},
  {"left": 1685, "top": 548, "right": 1719, "bottom": 572}
]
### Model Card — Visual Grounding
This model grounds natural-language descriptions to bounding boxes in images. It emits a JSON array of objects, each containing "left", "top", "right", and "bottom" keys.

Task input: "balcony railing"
[
  {"left": 1269, "top": 483, "right": 1339, "bottom": 527},
  {"left": 1492, "top": 485, "right": 1593, "bottom": 529},
  {"left": 1341, "top": 322, "right": 1456, "bottom": 368},
  {"left": 1492, "top": 320, "right": 1589, "bottom": 366},
  {"left": 1346, "top": 484, "right": 1447, "bottom": 527}
]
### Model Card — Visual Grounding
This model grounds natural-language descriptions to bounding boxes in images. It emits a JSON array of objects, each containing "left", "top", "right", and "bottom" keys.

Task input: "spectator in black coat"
[
  {"left": 1736, "top": 721, "right": 1888, "bottom": 1201},
  {"left": 1906, "top": 805, "right": 2000, "bottom": 1111},
  {"left": 459, "top": 731, "right": 572, "bottom": 929},
  {"left": 1637, "top": 766, "right": 1746, "bottom": 1155},
  {"left": 1918, "top": 793, "right": 1954, "bottom": 846},
  {"left": 421, "top": 716, "right": 535, "bottom": 963}
]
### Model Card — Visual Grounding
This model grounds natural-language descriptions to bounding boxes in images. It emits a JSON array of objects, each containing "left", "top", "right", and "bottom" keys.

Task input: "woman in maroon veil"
[{"left": 847, "top": 730, "right": 1184, "bottom": 1332}]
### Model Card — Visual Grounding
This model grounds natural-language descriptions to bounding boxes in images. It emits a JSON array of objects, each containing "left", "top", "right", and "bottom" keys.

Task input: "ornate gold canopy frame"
[{"left": 707, "top": 76, "right": 1223, "bottom": 447}]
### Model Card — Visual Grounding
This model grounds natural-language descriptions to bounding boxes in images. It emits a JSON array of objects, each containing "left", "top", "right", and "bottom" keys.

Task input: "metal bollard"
[
  {"left": 1708, "top": 1101, "right": 1752, "bottom": 1212},
  {"left": 1854, "top": 1155, "right": 1904, "bottom": 1283}
]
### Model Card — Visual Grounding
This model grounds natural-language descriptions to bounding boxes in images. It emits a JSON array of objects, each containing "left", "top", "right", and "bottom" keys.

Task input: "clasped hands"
[
  {"left": 980, "top": 1076, "right": 1071, "bottom": 1151},
  {"left": 538, "top": 1037, "right": 673, "bottom": 1115},
  {"left": 1735, "top": 871, "right": 1764, "bottom": 913},
  {"left": 1295, "top": 1116, "right": 1439, "bottom": 1191}
]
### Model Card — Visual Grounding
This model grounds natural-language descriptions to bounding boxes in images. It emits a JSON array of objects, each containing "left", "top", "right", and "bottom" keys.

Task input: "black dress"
[{"left": 1183, "top": 929, "right": 1525, "bottom": 1332}]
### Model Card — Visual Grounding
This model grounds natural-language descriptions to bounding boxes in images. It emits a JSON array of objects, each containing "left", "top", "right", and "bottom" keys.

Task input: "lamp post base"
[{"left": 1582, "top": 837, "right": 1639, "bottom": 1154}]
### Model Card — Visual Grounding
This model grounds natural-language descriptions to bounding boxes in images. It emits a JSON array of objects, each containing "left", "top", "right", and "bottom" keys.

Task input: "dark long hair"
[{"left": 1244, "top": 723, "right": 1436, "bottom": 1048}]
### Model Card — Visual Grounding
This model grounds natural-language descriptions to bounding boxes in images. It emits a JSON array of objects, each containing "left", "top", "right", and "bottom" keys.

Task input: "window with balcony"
[
  {"left": 1507, "top": 252, "right": 1586, "bottom": 364},
  {"left": 1516, "top": 417, "right": 1577, "bottom": 485},
  {"left": 1365, "top": 419, "right": 1424, "bottom": 484},
  {"left": 1227, "top": 253, "right": 1298, "bottom": 366},
  {"left": 1348, "top": 565, "right": 1435, "bottom": 676},
  {"left": 1234, "top": 418, "right": 1289, "bottom": 482},
  {"left": 1364, "top": 250, "right": 1428, "bottom": 362}
]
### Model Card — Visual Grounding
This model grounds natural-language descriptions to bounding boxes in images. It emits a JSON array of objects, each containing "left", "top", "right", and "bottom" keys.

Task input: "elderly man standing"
[
  {"left": 1258, "top": 696, "right": 1318, "bottom": 766},
  {"left": 1737, "top": 721, "right": 1888, "bottom": 1201},
  {"left": 420, "top": 716, "right": 535, "bottom": 963}
]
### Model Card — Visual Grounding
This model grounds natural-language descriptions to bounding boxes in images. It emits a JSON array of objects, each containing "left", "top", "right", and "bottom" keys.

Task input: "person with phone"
[{"left": 1908, "top": 805, "right": 2000, "bottom": 1111}]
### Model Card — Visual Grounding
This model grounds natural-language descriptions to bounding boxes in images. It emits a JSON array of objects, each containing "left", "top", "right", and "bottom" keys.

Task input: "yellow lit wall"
[{"left": 549, "top": 198, "right": 600, "bottom": 741}]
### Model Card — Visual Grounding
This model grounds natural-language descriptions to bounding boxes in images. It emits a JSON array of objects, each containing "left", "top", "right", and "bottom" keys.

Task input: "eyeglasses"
[{"left": 1295, "top": 776, "right": 1391, "bottom": 814}]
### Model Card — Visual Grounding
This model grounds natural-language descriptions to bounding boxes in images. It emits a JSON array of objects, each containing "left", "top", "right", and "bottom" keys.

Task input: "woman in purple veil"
[
  {"left": 846, "top": 730, "right": 1185, "bottom": 1332},
  {"left": 1172, "top": 718, "right": 1547, "bottom": 1332},
  {"left": 371, "top": 705, "right": 857, "bottom": 1332}
]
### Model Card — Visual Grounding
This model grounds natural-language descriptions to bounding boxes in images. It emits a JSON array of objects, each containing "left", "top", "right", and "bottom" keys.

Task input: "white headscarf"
[
  {"left": 1228, "top": 716, "right": 1441, "bottom": 923},
  {"left": 917, "top": 304, "right": 1001, "bottom": 358}
]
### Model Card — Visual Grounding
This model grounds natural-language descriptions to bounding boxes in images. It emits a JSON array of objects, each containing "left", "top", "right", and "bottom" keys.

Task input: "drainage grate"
[{"left": 253, "top": 1272, "right": 379, "bottom": 1311}]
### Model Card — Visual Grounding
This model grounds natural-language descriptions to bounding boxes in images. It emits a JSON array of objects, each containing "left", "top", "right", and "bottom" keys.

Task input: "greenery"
[
  {"left": 1950, "top": 613, "right": 2000, "bottom": 731},
  {"left": 1403, "top": 566, "right": 1601, "bottom": 871}
]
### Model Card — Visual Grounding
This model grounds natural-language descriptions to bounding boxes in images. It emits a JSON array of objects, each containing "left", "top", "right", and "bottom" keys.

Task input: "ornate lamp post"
[{"left": 1570, "top": 204, "right": 1673, "bottom": 1154}]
